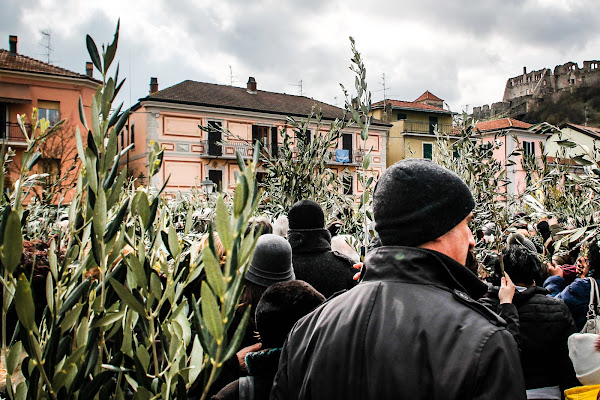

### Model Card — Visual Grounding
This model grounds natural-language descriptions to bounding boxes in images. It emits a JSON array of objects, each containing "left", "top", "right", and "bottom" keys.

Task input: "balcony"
[
  {"left": 0, "top": 122, "right": 28, "bottom": 145},
  {"left": 398, "top": 119, "right": 453, "bottom": 136},
  {"left": 324, "top": 149, "right": 365, "bottom": 166},
  {"left": 198, "top": 140, "right": 276, "bottom": 159}
]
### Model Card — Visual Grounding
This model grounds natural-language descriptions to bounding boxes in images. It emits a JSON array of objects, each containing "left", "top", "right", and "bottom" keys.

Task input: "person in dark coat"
[
  {"left": 482, "top": 243, "right": 579, "bottom": 398},
  {"left": 286, "top": 199, "right": 356, "bottom": 298},
  {"left": 211, "top": 281, "right": 325, "bottom": 400},
  {"left": 544, "top": 235, "right": 600, "bottom": 331},
  {"left": 271, "top": 159, "right": 526, "bottom": 400}
]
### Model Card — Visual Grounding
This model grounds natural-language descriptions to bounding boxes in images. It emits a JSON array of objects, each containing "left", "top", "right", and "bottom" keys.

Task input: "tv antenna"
[
  {"left": 292, "top": 80, "right": 303, "bottom": 96},
  {"left": 40, "top": 30, "right": 53, "bottom": 64},
  {"left": 228, "top": 65, "right": 239, "bottom": 86},
  {"left": 376, "top": 73, "right": 390, "bottom": 100}
]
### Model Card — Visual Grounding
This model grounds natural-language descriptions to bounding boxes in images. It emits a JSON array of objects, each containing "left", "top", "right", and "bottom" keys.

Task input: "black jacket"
[
  {"left": 212, "top": 348, "right": 281, "bottom": 400},
  {"left": 271, "top": 246, "right": 526, "bottom": 400},
  {"left": 481, "top": 286, "right": 579, "bottom": 391},
  {"left": 288, "top": 228, "right": 356, "bottom": 298}
]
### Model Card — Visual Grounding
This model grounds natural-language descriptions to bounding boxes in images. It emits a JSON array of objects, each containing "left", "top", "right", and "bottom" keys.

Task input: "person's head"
[
  {"left": 255, "top": 280, "right": 325, "bottom": 348},
  {"left": 288, "top": 200, "right": 325, "bottom": 230},
  {"left": 272, "top": 215, "right": 289, "bottom": 238},
  {"left": 246, "top": 216, "right": 273, "bottom": 237},
  {"left": 499, "top": 244, "right": 541, "bottom": 286},
  {"left": 373, "top": 159, "right": 475, "bottom": 265},
  {"left": 245, "top": 234, "right": 295, "bottom": 288}
]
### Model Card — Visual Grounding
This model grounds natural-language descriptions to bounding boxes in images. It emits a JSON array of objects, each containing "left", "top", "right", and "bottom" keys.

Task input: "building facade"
[
  {"left": 126, "top": 77, "right": 390, "bottom": 196},
  {"left": 475, "top": 118, "right": 550, "bottom": 196},
  {"left": 545, "top": 123, "right": 600, "bottom": 162},
  {"left": 370, "top": 91, "right": 453, "bottom": 166},
  {"left": 0, "top": 35, "right": 100, "bottom": 201}
]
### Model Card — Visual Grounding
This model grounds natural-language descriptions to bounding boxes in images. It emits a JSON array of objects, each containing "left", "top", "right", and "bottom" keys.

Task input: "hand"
[
  {"left": 498, "top": 273, "right": 515, "bottom": 304},
  {"left": 353, "top": 262, "right": 363, "bottom": 281},
  {"left": 237, "top": 342, "right": 262, "bottom": 372},
  {"left": 547, "top": 262, "right": 564, "bottom": 278}
]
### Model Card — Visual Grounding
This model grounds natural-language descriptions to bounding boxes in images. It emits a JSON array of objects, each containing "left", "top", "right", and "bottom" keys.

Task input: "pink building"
[
  {"left": 475, "top": 118, "right": 551, "bottom": 196},
  {"left": 126, "top": 77, "right": 390, "bottom": 196},
  {"left": 0, "top": 35, "right": 100, "bottom": 202}
]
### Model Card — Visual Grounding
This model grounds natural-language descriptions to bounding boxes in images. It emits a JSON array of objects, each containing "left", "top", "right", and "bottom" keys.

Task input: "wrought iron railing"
[
  {"left": 400, "top": 120, "right": 453, "bottom": 135},
  {"left": 324, "top": 149, "right": 366, "bottom": 165},
  {"left": 198, "top": 140, "right": 275, "bottom": 158},
  {"left": 0, "top": 122, "right": 28, "bottom": 143}
]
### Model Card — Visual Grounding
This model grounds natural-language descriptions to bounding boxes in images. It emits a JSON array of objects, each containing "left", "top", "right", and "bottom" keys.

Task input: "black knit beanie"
[
  {"left": 288, "top": 200, "right": 325, "bottom": 230},
  {"left": 373, "top": 159, "right": 475, "bottom": 247}
]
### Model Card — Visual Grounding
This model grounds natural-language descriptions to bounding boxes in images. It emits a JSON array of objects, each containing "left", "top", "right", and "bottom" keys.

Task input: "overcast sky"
[{"left": 2, "top": 0, "right": 600, "bottom": 114}]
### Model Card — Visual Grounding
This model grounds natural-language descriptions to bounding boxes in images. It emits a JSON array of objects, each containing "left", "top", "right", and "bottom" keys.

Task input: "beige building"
[
  {"left": 370, "top": 91, "right": 453, "bottom": 166},
  {"left": 545, "top": 123, "right": 600, "bottom": 162}
]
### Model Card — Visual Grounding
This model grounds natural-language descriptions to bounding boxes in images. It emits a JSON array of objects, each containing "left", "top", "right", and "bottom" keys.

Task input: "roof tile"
[
  {"left": 475, "top": 118, "right": 532, "bottom": 132},
  {"left": 0, "top": 49, "right": 99, "bottom": 82},
  {"left": 140, "top": 80, "right": 390, "bottom": 126}
]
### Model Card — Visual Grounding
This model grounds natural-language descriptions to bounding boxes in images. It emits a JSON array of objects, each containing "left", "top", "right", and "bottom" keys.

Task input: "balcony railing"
[
  {"left": 192, "top": 140, "right": 366, "bottom": 165},
  {"left": 400, "top": 119, "right": 453, "bottom": 135},
  {"left": 198, "top": 140, "right": 276, "bottom": 158},
  {"left": 324, "top": 149, "right": 365, "bottom": 165},
  {"left": 1, "top": 122, "right": 28, "bottom": 143}
]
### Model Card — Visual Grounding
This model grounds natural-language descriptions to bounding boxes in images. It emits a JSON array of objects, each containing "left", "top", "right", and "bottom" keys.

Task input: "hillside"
[{"left": 520, "top": 84, "right": 600, "bottom": 126}]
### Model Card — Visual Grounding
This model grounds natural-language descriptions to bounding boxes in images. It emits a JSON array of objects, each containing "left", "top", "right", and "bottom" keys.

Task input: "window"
[
  {"left": 297, "top": 129, "right": 312, "bottom": 149},
  {"left": 207, "top": 121, "right": 222, "bottom": 156},
  {"left": 397, "top": 113, "right": 407, "bottom": 121},
  {"left": 251, "top": 125, "right": 279, "bottom": 157},
  {"left": 208, "top": 169, "right": 223, "bottom": 192},
  {"left": 423, "top": 143, "right": 433, "bottom": 160},
  {"left": 342, "top": 173, "right": 353, "bottom": 195},
  {"left": 428, "top": 116, "right": 438, "bottom": 135},
  {"left": 342, "top": 133, "right": 353, "bottom": 162},
  {"left": 37, "top": 101, "right": 60, "bottom": 125},
  {"left": 523, "top": 141, "right": 535, "bottom": 157}
]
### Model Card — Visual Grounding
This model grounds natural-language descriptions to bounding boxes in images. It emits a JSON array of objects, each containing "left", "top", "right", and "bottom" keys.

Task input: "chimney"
[
  {"left": 150, "top": 77, "right": 158, "bottom": 94},
  {"left": 247, "top": 77, "right": 257, "bottom": 93},
  {"left": 523, "top": 66, "right": 527, "bottom": 75},
  {"left": 85, "top": 62, "right": 93, "bottom": 78},
  {"left": 9, "top": 35, "right": 17, "bottom": 55}
]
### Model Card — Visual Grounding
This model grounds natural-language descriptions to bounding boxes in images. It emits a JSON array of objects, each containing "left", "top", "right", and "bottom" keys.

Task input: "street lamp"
[{"left": 200, "top": 176, "right": 215, "bottom": 196}]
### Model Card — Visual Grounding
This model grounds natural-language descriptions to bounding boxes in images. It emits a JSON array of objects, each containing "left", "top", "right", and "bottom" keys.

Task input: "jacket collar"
[
  {"left": 288, "top": 228, "right": 331, "bottom": 253},
  {"left": 363, "top": 246, "right": 488, "bottom": 300},
  {"left": 246, "top": 348, "right": 282, "bottom": 376}
]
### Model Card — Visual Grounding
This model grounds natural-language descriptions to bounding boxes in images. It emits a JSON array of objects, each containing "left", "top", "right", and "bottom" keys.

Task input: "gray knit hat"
[
  {"left": 246, "top": 234, "right": 295, "bottom": 287},
  {"left": 373, "top": 159, "right": 475, "bottom": 246}
]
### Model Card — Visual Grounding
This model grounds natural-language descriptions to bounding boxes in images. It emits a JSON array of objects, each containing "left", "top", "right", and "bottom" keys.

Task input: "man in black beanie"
[
  {"left": 286, "top": 199, "right": 356, "bottom": 298},
  {"left": 271, "top": 159, "right": 526, "bottom": 400}
]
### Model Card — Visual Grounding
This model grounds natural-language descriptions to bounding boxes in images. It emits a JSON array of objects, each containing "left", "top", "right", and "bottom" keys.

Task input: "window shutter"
[{"left": 271, "top": 127, "right": 278, "bottom": 157}]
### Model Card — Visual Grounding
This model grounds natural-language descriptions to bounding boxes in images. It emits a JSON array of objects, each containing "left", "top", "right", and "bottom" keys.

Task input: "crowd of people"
[{"left": 190, "top": 158, "right": 600, "bottom": 400}]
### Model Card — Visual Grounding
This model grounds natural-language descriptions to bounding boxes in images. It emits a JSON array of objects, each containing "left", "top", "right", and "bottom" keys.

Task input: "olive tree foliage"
[
  {"left": 260, "top": 37, "right": 377, "bottom": 249},
  {"left": 0, "top": 22, "right": 261, "bottom": 400},
  {"left": 519, "top": 123, "right": 600, "bottom": 252}
]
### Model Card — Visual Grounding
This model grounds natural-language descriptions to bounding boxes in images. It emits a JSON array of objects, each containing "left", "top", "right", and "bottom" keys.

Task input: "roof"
[
  {"left": 371, "top": 99, "right": 451, "bottom": 114},
  {"left": 560, "top": 123, "right": 600, "bottom": 139},
  {"left": 475, "top": 118, "right": 532, "bottom": 132},
  {"left": 0, "top": 49, "right": 100, "bottom": 83},
  {"left": 137, "top": 80, "right": 391, "bottom": 127},
  {"left": 414, "top": 90, "right": 443, "bottom": 103}
]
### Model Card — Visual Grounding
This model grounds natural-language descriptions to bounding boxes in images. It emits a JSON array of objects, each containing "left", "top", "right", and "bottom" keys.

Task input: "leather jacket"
[{"left": 271, "top": 246, "right": 526, "bottom": 400}]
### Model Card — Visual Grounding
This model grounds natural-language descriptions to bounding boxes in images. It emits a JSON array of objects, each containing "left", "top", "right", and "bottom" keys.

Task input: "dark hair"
[
  {"left": 589, "top": 236, "right": 600, "bottom": 279},
  {"left": 255, "top": 280, "right": 325, "bottom": 348},
  {"left": 245, "top": 216, "right": 273, "bottom": 237},
  {"left": 499, "top": 245, "right": 541, "bottom": 286},
  {"left": 239, "top": 280, "right": 268, "bottom": 325}
]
